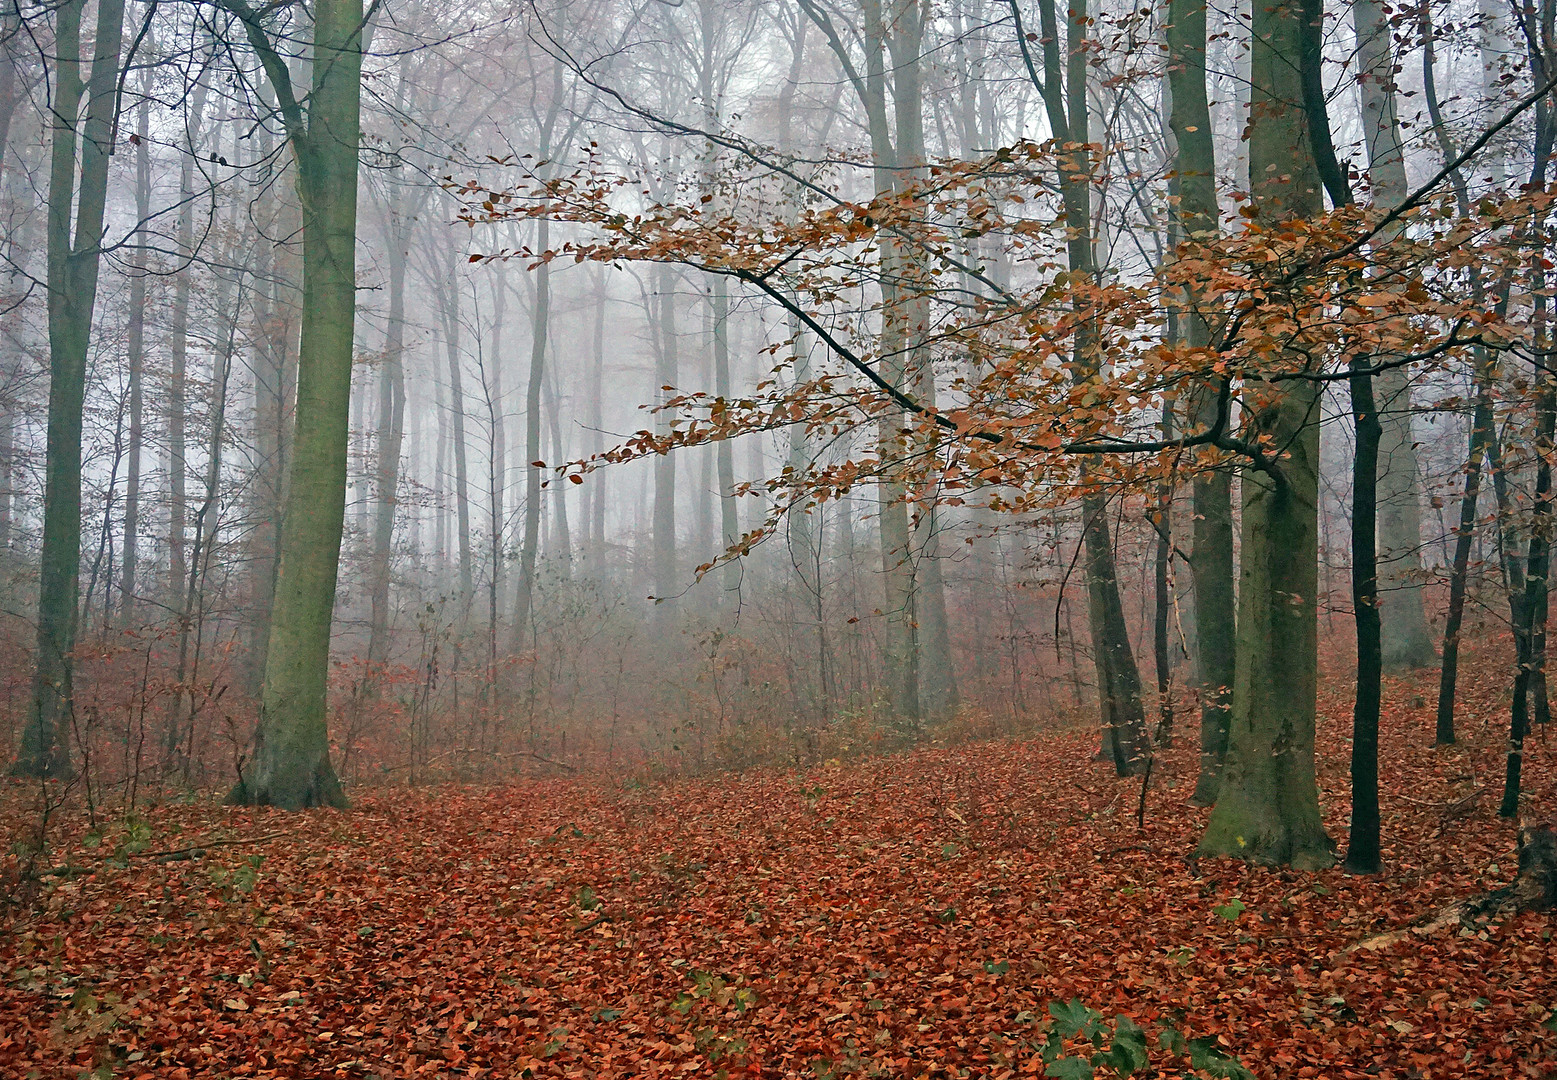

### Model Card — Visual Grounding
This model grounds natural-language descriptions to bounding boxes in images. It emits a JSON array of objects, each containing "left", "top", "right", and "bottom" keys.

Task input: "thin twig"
[{"left": 131, "top": 831, "right": 290, "bottom": 861}]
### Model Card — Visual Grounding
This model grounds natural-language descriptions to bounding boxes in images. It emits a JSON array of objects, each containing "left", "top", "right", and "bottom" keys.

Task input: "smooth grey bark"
[
  {"left": 712, "top": 276, "right": 740, "bottom": 603},
  {"left": 484, "top": 269, "right": 507, "bottom": 657},
  {"left": 441, "top": 280, "right": 473, "bottom": 611},
  {"left": 246, "top": 127, "right": 298, "bottom": 699},
  {"left": 652, "top": 261, "right": 679, "bottom": 616},
  {"left": 589, "top": 269, "right": 607, "bottom": 557},
  {"left": 167, "top": 80, "right": 210, "bottom": 606},
  {"left": 786, "top": 313, "right": 832, "bottom": 714},
  {"left": 121, "top": 70, "right": 151, "bottom": 622},
  {"left": 366, "top": 179, "right": 410, "bottom": 668},
  {"left": 1355, "top": 0, "right": 1436, "bottom": 670},
  {"left": 801, "top": 0, "right": 957, "bottom": 721},
  {"left": 885, "top": 0, "right": 957, "bottom": 721},
  {"left": 429, "top": 316, "right": 448, "bottom": 558},
  {"left": 13, "top": 0, "right": 126, "bottom": 777},
  {"left": 513, "top": 216, "right": 549, "bottom": 637}
]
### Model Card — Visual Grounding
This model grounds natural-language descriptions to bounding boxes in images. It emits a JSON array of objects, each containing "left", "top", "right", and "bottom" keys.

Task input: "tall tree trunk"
[
  {"left": 545, "top": 370, "right": 571, "bottom": 572},
  {"left": 122, "top": 71, "right": 151, "bottom": 623},
  {"left": 443, "top": 284, "right": 473, "bottom": 612},
  {"left": 1039, "top": 0, "right": 1150, "bottom": 772},
  {"left": 886, "top": 0, "right": 959, "bottom": 722},
  {"left": 712, "top": 276, "right": 739, "bottom": 603},
  {"left": 653, "top": 262, "right": 679, "bottom": 616},
  {"left": 168, "top": 81, "right": 210, "bottom": 609},
  {"left": 1438, "top": 379, "right": 1494, "bottom": 745},
  {"left": 513, "top": 217, "right": 549, "bottom": 637},
  {"left": 787, "top": 313, "right": 830, "bottom": 715},
  {"left": 1197, "top": 0, "right": 1333, "bottom": 867},
  {"left": 0, "top": 9, "right": 27, "bottom": 573},
  {"left": 13, "top": 0, "right": 125, "bottom": 777},
  {"left": 366, "top": 194, "right": 408, "bottom": 668},
  {"left": 225, "top": 0, "right": 365, "bottom": 809},
  {"left": 247, "top": 148, "right": 297, "bottom": 699},
  {"left": 1167, "top": 0, "right": 1237, "bottom": 804},
  {"left": 590, "top": 269, "right": 607, "bottom": 558},
  {"left": 174, "top": 245, "right": 238, "bottom": 777},
  {"left": 847, "top": 0, "right": 918, "bottom": 719},
  {"left": 1355, "top": 0, "right": 1436, "bottom": 670},
  {"left": 1345, "top": 359, "right": 1383, "bottom": 874},
  {"left": 488, "top": 273, "right": 506, "bottom": 608},
  {"left": 1424, "top": 1, "right": 1484, "bottom": 745},
  {"left": 1503, "top": 3, "right": 1557, "bottom": 816},
  {"left": 1153, "top": 401, "right": 1175, "bottom": 746},
  {"left": 1505, "top": 386, "right": 1553, "bottom": 818}
]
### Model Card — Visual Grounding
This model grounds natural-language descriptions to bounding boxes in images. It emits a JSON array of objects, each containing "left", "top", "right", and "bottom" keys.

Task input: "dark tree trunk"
[
  {"left": 1437, "top": 377, "right": 1493, "bottom": 745},
  {"left": 1153, "top": 402, "right": 1175, "bottom": 747},
  {"left": 1504, "top": 384, "right": 1553, "bottom": 819},
  {"left": 1345, "top": 363, "right": 1383, "bottom": 875}
]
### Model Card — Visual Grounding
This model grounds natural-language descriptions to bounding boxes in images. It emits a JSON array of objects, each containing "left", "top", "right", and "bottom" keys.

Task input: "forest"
[{"left": 0, "top": 0, "right": 1555, "bottom": 1073}]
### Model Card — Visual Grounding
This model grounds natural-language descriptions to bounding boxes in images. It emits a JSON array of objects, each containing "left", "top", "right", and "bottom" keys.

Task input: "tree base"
[
  {"left": 1342, "top": 850, "right": 1382, "bottom": 876},
  {"left": 1483, "top": 821, "right": 1557, "bottom": 914},
  {"left": 1380, "top": 646, "right": 1439, "bottom": 674},
  {"left": 226, "top": 757, "right": 347, "bottom": 811},
  {"left": 8, "top": 748, "right": 73, "bottom": 782},
  {"left": 1198, "top": 802, "right": 1336, "bottom": 870}
]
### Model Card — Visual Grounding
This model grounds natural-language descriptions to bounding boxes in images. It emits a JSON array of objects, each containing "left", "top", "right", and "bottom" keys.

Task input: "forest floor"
[{"left": 1, "top": 664, "right": 1554, "bottom": 1079}]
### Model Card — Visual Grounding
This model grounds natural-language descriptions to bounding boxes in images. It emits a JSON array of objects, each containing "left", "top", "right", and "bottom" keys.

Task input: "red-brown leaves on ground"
[{"left": 1, "top": 671, "right": 1552, "bottom": 1079}]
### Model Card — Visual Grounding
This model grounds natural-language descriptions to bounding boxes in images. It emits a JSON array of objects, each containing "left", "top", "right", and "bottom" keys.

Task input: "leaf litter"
[{"left": 0, "top": 679, "right": 1552, "bottom": 1079}]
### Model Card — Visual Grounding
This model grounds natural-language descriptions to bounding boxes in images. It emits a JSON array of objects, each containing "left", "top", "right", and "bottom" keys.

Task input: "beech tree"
[
  {"left": 222, "top": 0, "right": 370, "bottom": 808},
  {"left": 13, "top": 0, "right": 126, "bottom": 778},
  {"left": 1195, "top": 0, "right": 1332, "bottom": 868}
]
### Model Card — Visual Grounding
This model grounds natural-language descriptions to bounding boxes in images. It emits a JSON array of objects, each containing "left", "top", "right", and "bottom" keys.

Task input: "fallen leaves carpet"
[{"left": 1, "top": 696, "right": 1553, "bottom": 1079}]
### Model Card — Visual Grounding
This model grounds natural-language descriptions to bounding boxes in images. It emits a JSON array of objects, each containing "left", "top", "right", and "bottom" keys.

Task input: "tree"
[
  {"left": 1196, "top": 0, "right": 1333, "bottom": 868},
  {"left": 120, "top": 61, "right": 152, "bottom": 623},
  {"left": 1165, "top": 0, "right": 1236, "bottom": 802},
  {"left": 800, "top": 0, "right": 958, "bottom": 722},
  {"left": 1353, "top": 0, "right": 1435, "bottom": 672},
  {"left": 223, "top": 0, "right": 370, "bottom": 809},
  {"left": 1014, "top": 0, "right": 1150, "bottom": 773},
  {"left": 12, "top": 0, "right": 127, "bottom": 778}
]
